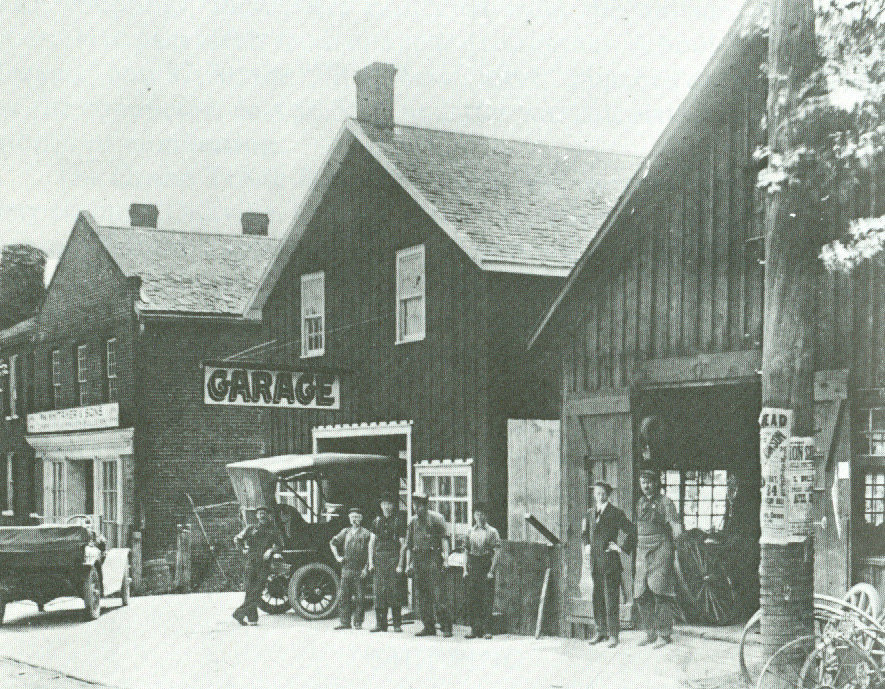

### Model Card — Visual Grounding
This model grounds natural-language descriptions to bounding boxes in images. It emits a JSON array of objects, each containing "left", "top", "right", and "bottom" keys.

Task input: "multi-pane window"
[
  {"left": 51, "top": 461, "right": 66, "bottom": 520},
  {"left": 660, "top": 469, "right": 728, "bottom": 531},
  {"left": 76, "top": 345, "right": 88, "bottom": 406},
  {"left": 102, "top": 460, "right": 119, "bottom": 523},
  {"left": 51, "top": 349, "right": 62, "bottom": 409},
  {"left": 25, "top": 353, "right": 34, "bottom": 414},
  {"left": 300, "top": 272, "right": 325, "bottom": 357},
  {"left": 415, "top": 462, "right": 471, "bottom": 549},
  {"left": 7, "top": 354, "right": 17, "bottom": 418},
  {"left": 396, "top": 245, "right": 425, "bottom": 343},
  {"left": 106, "top": 338, "right": 119, "bottom": 403},
  {"left": 861, "top": 408, "right": 885, "bottom": 527},
  {"left": 277, "top": 478, "right": 318, "bottom": 523}
]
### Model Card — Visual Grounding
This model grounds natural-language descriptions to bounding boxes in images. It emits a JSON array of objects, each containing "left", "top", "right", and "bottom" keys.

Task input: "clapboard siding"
[{"left": 551, "top": 34, "right": 855, "bottom": 396}]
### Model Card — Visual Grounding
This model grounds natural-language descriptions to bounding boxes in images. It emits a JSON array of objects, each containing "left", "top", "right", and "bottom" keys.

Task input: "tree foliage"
[
  {"left": 754, "top": 0, "right": 885, "bottom": 271},
  {"left": 0, "top": 244, "right": 47, "bottom": 330}
]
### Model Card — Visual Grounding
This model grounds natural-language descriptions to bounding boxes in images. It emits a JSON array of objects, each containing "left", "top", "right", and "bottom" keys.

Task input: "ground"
[{"left": 0, "top": 593, "right": 745, "bottom": 689}]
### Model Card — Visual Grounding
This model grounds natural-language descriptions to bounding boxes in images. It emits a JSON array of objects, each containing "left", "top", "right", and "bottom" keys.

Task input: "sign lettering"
[{"left": 203, "top": 364, "right": 340, "bottom": 410}]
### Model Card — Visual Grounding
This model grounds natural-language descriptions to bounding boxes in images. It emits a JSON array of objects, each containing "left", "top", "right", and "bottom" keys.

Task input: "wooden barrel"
[{"left": 143, "top": 558, "right": 172, "bottom": 594}]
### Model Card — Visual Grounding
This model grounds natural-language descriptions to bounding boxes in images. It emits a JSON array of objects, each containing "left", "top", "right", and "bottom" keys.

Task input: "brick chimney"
[
  {"left": 354, "top": 62, "right": 396, "bottom": 130},
  {"left": 129, "top": 203, "right": 159, "bottom": 228},
  {"left": 241, "top": 212, "right": 269, "bottom": 236}
]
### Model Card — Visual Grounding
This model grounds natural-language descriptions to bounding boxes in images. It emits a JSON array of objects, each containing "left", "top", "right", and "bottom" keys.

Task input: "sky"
[{"left": 1, "top": 0, "right": 745, "bottom": 277}]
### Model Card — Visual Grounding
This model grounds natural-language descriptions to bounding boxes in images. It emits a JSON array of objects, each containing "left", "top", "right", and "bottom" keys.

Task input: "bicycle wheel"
[
  {"left": 756, "top": 635, "right": 817, "bottom": 689},
  {"left": 800, "top": 633, "right": 880, "bottom": 689}
]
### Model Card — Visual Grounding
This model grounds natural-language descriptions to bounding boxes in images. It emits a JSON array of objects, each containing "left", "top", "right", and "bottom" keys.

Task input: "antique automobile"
[
  {"left": 226, "top": 453, "right": 400, "bottom": 620},
  {"left": 0, "top": 515, "right": 131, "bottom": 624}
]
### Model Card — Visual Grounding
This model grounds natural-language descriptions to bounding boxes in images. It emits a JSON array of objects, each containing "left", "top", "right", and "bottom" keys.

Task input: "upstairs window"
[
  {"left": 396, "top": 245, "right": 425, "bottom": 343},
  {"left": 51, "top": 349, "right": 62, "bottom": 409},
  {"left": 7, "top": 354, "right": 17, "bottom": 419},
  {"left": 300, "top": 272, "right": 325, "bottom": 357},
  {"left": 4, "top": 452, "right": 12, "bottom": 514},
  {"left": 25, "top": 353, "right": 34, "bottom": 414},
  {"left": 106, "top": 338, "right": 119, "bottom": 403},
  {"left": 76, "top": 345, "right": 88, "bottom": 406}
]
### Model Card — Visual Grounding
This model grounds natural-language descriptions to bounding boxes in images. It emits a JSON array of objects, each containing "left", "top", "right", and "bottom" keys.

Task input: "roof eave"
[{"left": 528, "top": 0, "right": 761, "bottom": 350}]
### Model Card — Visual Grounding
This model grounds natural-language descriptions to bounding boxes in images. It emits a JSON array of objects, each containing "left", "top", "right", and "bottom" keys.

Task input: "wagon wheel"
[
  {"left": 675, "top": 538, "right": 737, "bottom": 625},
  {"left": 258, "top": 573, "right": 291, "bottom": 614},
  {"left": 843, "top": 584, "right": 881, "bottom": 621},
  {"left": 799, "top": 633, "right": 881, "bottom": 689}
]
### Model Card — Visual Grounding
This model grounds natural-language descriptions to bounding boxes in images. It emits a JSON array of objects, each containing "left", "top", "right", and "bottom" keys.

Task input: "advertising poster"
[
  {"left": 759, "top": 408, "right": 793, "bottom": 544},
  {"left": 786, "top": 436, "right": 816, "bottom": 542}
]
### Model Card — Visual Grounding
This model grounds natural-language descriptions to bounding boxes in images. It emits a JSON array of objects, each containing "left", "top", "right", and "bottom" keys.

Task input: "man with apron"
[
  {"left": 398, "top": 492, "right": 452, "bottom": 637},
  {"left": 463, "top": 502, "right": 501, "bottom": 639},
  {"left": 634, "top": 469, "right": 682, "bottom": 647},
  {"left": 368, "top": 494, "right": 405, "bottom": 632},
  {"left": 232, "top": 506, "right": 283, "bottom": 626}
]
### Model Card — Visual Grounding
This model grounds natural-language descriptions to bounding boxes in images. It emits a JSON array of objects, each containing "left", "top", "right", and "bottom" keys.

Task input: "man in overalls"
[
  {"left": 232, "top": 505, "right": 282, "bottom": 626},
  {"left": 330, "top": 506, "right": 372, "bottom": 629},
  {"left": 368, "top": 494, "right": 405, "bottom": 632},
  {"left": 398, "top": 492, "right": 452, "bottom": 637},
  {"left": 633, "top": 469, "right": 682, "bottom": 647},
  {"left": 463, "top": 502, "right": 501, "bottom": 639}
]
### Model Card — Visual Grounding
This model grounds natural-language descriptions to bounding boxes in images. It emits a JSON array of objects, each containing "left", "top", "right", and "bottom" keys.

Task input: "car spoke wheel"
[
  {"left": 288, "top": 563, "right": 340, "bottom": 620},
  {"left": 82, "top": 567, "right": 101, "bottom": 621},
  {"left": 258, "top": 573, "right": 291, "bottom": 614}
]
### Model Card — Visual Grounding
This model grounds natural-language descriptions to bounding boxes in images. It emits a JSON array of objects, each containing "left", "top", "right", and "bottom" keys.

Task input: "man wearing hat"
[
  {"left": 634, "top": 469, "right": 682, "bottom": 647},
  {"left": 397, "top": 492, "right": 453, "bottom": 637},
  {"left": 463, "top": 502, "right": 501, "bottom": 639},
  {"left": 232, "top": 505, "right": 283, "bottom": 625},
  {"left": 583, "top": 482, "right": 635, "bottom": 647},
  {"left": 330, "top": 506, "right": 373, "bottom": 629},
  {"left": 367, "top": 494, "right": 405, "bottom": 632}
]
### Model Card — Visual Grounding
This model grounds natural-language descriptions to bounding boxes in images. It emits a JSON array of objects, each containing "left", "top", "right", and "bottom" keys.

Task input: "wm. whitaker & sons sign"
[{"left": 203, "top": 363, "right": 340, "bottom": 410}]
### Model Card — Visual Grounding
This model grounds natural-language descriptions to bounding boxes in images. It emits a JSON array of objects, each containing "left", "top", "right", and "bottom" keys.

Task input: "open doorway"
[{"left": 633, "top": 382, "right": 761, "bottom": 624}]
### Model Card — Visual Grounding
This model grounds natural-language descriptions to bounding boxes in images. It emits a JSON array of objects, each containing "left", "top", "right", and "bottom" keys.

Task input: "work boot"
[
  {"left": 392, "top": 626, "right": 403, "bottom": 633},
  {"left": 607, "top": 636, "right": 619, "bottom": 648},
  {"left": 370, "top": 626, "right": 387, "bottom": 632},
  {"left": 588, "top": 631, "right": 608, "bottom": 644},
  {"left": 232, "top": 611, "right": 248, "bottom": 626},
  {"left": 415, "top": 627, "right": 436, "bottom": 637},
  {"left": 637, "top": 633, "right": 657, "bottom": 646},
  {"left": 334, "top": 623, "right": 352, "bottom": 630},
  {"left": 442, "top": 629, "right": 453, "bottom": 638},
  {"left": 653, "top": 636, "right": 672, "bottom": 649}
]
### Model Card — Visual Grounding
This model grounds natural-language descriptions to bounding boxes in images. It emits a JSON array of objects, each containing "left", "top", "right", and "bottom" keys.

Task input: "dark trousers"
[
  {"left": 339, "top": 568, "right": 366, "bottom": 627},
  {"left": 635, "top": 590, "right": 674, "bottom": 639},
  {"left": 591, "top": 566, "right": 621, "bottom": 638},
  {"left": 234, "top": 561, "right": 266, "bottom": 623},
  {"left": 414, "top": 557, "right": 451, "bottom": 633},
  {"left": 373, "top": 552, "right": 402, "bottom": 629},
  {"left": 466, "top": 554, "right": 494, "bottom": 636}
]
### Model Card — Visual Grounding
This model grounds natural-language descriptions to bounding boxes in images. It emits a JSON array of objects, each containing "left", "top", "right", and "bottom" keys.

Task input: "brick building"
[
  {"left": 242, "top": 63, "right": 640, "bottom": 546},
  {"left": 2, "top": 206, "right": 277, "bottom": 556}
]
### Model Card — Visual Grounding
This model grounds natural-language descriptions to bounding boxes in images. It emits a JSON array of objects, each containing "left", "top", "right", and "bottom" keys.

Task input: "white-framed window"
[
  {"left": 51, "top": 460, "right": 66, "bottom": 520},
  {"left": 414, "top": 461, "right": 472, "bottom": 549},
  {"left": 396, "top": 245, "right": 425, "bottom": 343},
  {"left": 101, "top": 459, "right": 119, "bottom": 523},
  {"left": 861, "top": 407, "right": 885, "bottom": 529},
  {"left": 51, "top": 349, "right": 62, "bottom": 409},
  {"left": 660, "top": 469, "right": 728, "bottom": 532},
  {"left": 76, "top": 345, "right": 88, "bottom": 406},
  {"left": 7, "top": 354, "right": 18, "bottom": 419},
  {"left": 4, "top": 452, "right": 13, "bottom": 514},
  {"left": 300, "top": 271, "right": 325, "bottom": 357},
  {"left": 106, "top": 338, "right": 119, "bottom": 403}
]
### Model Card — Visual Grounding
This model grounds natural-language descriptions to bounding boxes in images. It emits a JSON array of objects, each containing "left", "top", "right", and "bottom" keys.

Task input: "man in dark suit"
[{"left": 585, "top": 481, "right": 635, "bottom": 648}]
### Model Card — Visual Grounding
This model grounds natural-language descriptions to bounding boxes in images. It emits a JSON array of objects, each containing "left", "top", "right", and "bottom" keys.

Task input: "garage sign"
[{"left": 203, "top": 363, "right": 340, "bottom": 410}]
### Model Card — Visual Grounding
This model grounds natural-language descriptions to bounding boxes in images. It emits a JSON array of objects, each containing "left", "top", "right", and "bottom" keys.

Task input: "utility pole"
[{"left": 760, "top": 0, "right": 820, "bottom": 661}]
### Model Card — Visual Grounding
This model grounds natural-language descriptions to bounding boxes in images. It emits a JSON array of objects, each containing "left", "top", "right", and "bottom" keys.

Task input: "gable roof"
[
  {"left": 528, "top": 0, "right": 764, "bottom": 349},
  {"left": 246, "top": 119, "right": 640, "bottom": 317},
  {"left": 88, "top": 220, "right": 278, "bottom": 317}
]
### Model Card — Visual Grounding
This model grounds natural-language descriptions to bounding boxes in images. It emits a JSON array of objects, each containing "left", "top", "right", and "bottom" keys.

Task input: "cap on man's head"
[
  {"left": 378, "top": 494, "right": 396, "bottom": 505},
  {"left": 348, "top": 506, "right": 363, "bottom": 515},
  {"left": 472, "top": 501, "right": 488, "bottom": 512},
  {"left": 255, "top": 506, "right": 272, "bottom": 515},
  {"left": 639, "top": 469, "right": 660, "bottom": 482},
  {"left": 593, "top": 481, "right": 614, "bottom": 495},
  {"left": 412, "top": 492, "right": 429, "bottom": 503}
]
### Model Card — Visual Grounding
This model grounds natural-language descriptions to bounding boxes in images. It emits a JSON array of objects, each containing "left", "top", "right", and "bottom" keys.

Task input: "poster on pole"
[
  {"left": 759, "top": 408, "right": 793, "bottom": 544},
  {"left": 786, "top": 436, "right": 815, "bottom": 542}
]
